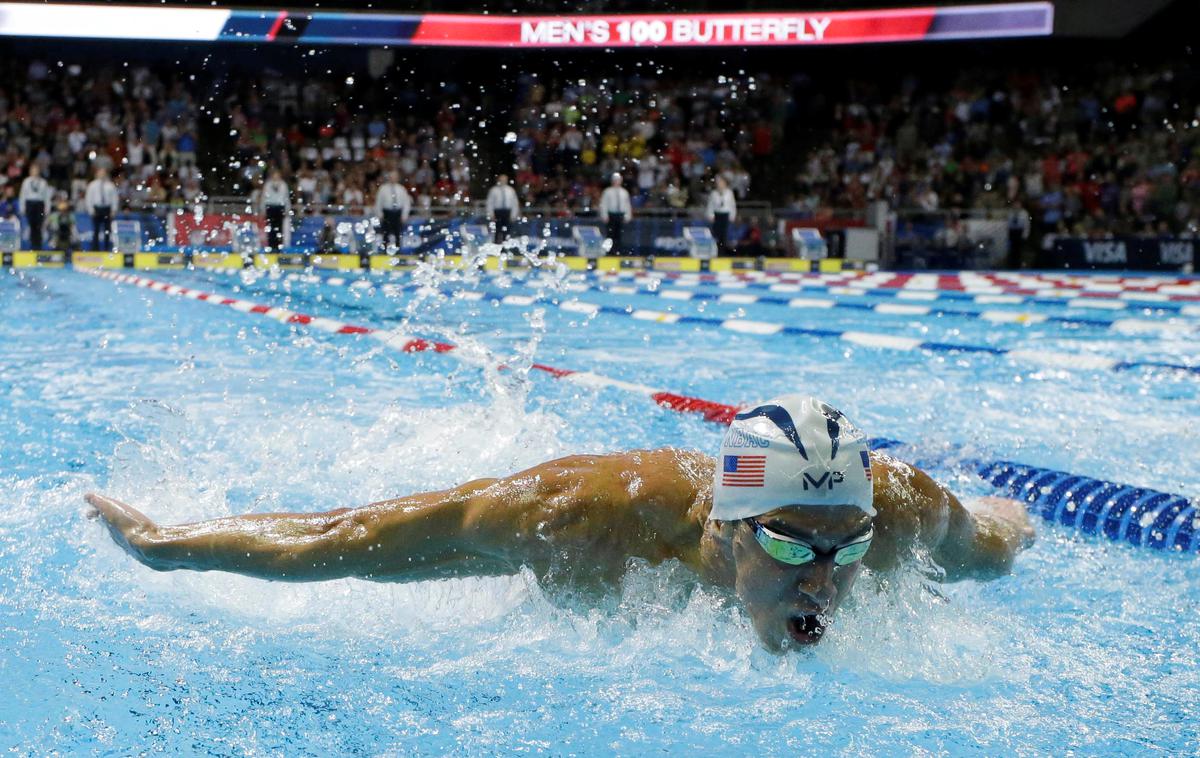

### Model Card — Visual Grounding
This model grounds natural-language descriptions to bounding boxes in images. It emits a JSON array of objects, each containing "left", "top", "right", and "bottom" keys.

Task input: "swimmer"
[{"left": 87, "top": 395, "right": 1034, "bottom": 650}]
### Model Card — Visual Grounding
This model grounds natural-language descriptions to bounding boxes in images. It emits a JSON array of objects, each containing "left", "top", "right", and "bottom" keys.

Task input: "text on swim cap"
[{"left": 725, "top": 428, "right": 770, "bottom": 448}]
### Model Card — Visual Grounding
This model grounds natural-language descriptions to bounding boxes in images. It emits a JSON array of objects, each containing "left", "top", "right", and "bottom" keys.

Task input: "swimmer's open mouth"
[{"left": 787, "top": 614, "right": 826, "bottom": 645}]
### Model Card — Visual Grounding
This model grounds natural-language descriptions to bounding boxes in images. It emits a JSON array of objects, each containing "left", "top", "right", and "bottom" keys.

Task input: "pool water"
[{"left": 1, "top": 261, "right": 1198, "bottom": 754}]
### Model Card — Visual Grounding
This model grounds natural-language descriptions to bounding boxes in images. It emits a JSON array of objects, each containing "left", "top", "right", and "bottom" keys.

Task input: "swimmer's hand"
[
  {"left": 935, "top": 495, "right": 1035, "bottom": 580},
  {"left": 868, "top": 456, "right": 1034, "bottom": 581},
  {"left": 970, "top": 496, "right": 1036, "bottom": 550},
  {"left": 86, "top": 493, "right": 162, "bottom": 564}
]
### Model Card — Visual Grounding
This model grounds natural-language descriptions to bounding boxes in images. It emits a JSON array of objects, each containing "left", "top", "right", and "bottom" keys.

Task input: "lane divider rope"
[
  {"left": 591, "top": 268, "right": 1200, "bottom": 296},
  {"left": 245, "top": 270, "right": 1200, "bottom": 379},
  {"left": 81, "top": 268, "right": 742, "bottom": 425},
  {"left": 898, "top": 271, "right": 1200, "bottom": 293},
  {"left": 592, "top": 270, "right": 1200, "bottom": 316},
  {"left": 207, "top": 263, "right": 1200, "bottom": 315},
  {"left": 85, "top": 268, "right": 1197, "bottom": 553},
  {"left": 521, "top": 275, "right": 1194, "bottom": 336}
]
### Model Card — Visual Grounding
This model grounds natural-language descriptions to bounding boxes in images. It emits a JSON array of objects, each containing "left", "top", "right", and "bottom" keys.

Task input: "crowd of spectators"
[
  {"left": 1, "top": 53, "right": 1197, "bottom": 256},
  {"left": 505, "top": 73, "right": 786, "bottom": 215},
  {"left": 789, "top": 61, "right": 1200, "bottom": 239},
  {"left": 0, "top": 60, "right": 203, "bottom": 217},
  {"left": 221, "top": 74, "right": 479, "bottom": 215}
]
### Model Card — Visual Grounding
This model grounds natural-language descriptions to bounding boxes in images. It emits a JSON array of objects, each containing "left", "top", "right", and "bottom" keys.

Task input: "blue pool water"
[{"left": 2, "top": 262, "right": 1198, "bottom": 754}]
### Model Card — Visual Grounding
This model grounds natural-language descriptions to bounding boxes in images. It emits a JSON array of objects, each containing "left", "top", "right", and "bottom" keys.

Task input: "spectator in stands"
[
  {"left": 485, "top": 175, "right": 520, "bottom": 245},
  {"left": 19, "top": 165, "right": 52, "bottom": 250},
  {"left": 706, "top": 176, "right": 737, "bottom": 256},
  {"left": 599, "top": 173, "right": 633, "bottom": 255},
  {"left": 1007, "top": 203, "right": 1032, "bottom": 269},
  {"left": 85, "top": 168, "right": 119, "bottom": 252},
  {"left": 735, "top": 218, "right": 766, "bottom": 258},
  {"left": 262, "top": 170, "right": 291, "bottom": 252},
  {"left": 666, "top": 178, "right": 689, "bottom": 210},
  {"left": 317, "top": 216, "right": 338, "bottom": 254},
  {"left": 46, "top": 196, "right": 77, "bottom": 254},
  {"left": 0, "top": 184, "right": 17, "bottom": 222},
  {"left": 374, "top": 169, "right": 411, "bottom": 252}
]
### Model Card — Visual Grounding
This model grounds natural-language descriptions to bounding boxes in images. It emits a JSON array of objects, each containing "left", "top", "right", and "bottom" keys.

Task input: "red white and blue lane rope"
[
  {"left": 83, "top": 268, "right": 1198, "bottom": 554},
  {"left": 891, "top": 271, "right": 1200, "bottom": 293},
  {"left": 596, "top": 268, "right": 1200, "bottom": 297},
  {"left": 308, "top": 265, "right": 1200, "bottom": 316},
  {"left": 594, "top": 270, "right": 1200, "bottom": 312},
  {"left": 255, "top": 270, "right": 1200, "bottom": 378},
  {"left": 559, "top": 280, "right": 1196, "bottom": 335},
  {"left": 81, "top": 269, "right": 739, "bottom": 424}
]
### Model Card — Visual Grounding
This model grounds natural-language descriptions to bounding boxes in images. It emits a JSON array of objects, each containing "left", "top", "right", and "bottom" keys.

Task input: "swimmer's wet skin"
[{"left": 87, "top": 394, "right": 1034, "bottom": 651}]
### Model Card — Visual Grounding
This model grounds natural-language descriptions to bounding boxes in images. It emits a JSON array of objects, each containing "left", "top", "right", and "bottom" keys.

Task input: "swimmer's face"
[{"left": 730, "top": 504, "right": 871, "bottom": 651}]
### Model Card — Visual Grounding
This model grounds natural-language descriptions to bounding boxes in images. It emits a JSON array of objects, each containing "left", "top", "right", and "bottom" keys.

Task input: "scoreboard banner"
[{"left": 0, "top": 2, "right": 1054, "bottom": 47}]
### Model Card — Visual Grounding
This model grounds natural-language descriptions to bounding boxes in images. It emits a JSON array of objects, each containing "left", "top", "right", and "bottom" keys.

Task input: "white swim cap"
[{"left": 709, "top": 395, "right": 875, "bottom": 521}]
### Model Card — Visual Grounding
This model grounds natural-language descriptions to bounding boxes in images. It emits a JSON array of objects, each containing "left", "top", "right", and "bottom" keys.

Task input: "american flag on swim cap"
[
  {"left": 722, "top": 455, "right": 766, "bottom": 487},
  {"left": 861, "top": 450, "right": 872, "bottom": 481}
]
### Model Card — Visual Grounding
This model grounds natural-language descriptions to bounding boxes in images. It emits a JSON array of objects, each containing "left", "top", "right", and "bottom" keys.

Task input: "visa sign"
[
  {"left": 1159, "top": 240, "right": 1195, "bottom": 266},
  {"left": 1083, "top": 241, "right": 1128, "bottom": 264}
]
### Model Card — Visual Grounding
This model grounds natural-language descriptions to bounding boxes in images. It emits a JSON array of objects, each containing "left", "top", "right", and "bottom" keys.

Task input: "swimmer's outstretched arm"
[
  {"left": 85, "top": 483, "right": 512, "bottom": 582},
  {"left": 85, "top": 449, "right": 700, "bottom": 583}
]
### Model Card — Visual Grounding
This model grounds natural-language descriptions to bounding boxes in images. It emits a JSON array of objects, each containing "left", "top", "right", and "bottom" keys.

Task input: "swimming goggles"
[{"left": 746, "top": 518, "right": 872, "bottom": 566}]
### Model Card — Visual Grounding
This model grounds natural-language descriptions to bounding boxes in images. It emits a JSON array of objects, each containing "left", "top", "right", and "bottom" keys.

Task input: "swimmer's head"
[
  {"left": 711, "top": 395, "right": 874, "bottom": 521},
  {"left": 709, "top": 395, "right": 875, "bottom": 650}
]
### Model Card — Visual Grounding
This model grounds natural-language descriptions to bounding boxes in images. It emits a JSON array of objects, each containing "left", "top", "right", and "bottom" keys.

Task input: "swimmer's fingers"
[
  {"left": 85, "top": 492, "right": 119, "bottom": 520},
  {"left": 973, "top": 496, "right": 1035, "bottom": 549},
  {"left": 85, "top": 493, "right": 157, "bottom": 549}
]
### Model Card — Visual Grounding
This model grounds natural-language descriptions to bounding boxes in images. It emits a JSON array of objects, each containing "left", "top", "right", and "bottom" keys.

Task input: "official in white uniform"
[
  {"left": 374, "top": 170, "right": 412, "bottom": 251},
  {"left": 599, "top": 173, "right": 633, "bottom": 255},
  {"left": 84, "top": 168, "right": 119, "bottom": 252},
  {"left": 19, "top": 164, "right": 52, "bottom": 250},
  {"left": 706, "top": 176, "right": 737, "bottom": 256},
  {"left": 485, "top": 175, "right": 520, "bottom": 244},
  {"left": 262, "top": 170, "right": 291, "bottom": 252}
]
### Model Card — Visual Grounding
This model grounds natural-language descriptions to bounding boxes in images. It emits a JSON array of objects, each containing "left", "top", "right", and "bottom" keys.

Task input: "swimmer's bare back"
[{"left": 87, "top": 448, "right": 1033, "bottom": 586}]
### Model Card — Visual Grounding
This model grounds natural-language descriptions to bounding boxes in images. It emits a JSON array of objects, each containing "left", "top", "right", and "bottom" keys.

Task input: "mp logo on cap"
[{"left": 802, "top": 471, "right": 845, "bottom": 490}]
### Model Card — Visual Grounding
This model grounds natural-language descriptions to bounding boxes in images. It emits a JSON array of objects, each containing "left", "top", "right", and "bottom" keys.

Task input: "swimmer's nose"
[{"left": 794, "top": 557, "right": 837, "bottom": 613}]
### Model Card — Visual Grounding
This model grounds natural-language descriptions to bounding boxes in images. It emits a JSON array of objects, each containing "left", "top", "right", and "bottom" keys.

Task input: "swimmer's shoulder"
[
  {"left": 609, "top": 447, "right": 714, "bottom": 492},
  {"left": 865, "top": 451, "right": 957, "bottom": 566},
  {"left": 867, "top": 451, "right": 949, "bottom": 512},
  {"left": 609, "top": 447, "right": 716, "bottom": 527},
  {"left": 524, "top": 448, "right": 713, "bottom": 526},
  {"left": 516, "top": 447, "right": 710, "bottom": 500}
]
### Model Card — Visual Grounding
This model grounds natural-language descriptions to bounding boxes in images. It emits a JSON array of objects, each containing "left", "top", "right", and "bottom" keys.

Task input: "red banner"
[
  {"left": 411, "top": 9, "right": 942, "bottom": 47},
  {"left": 173, "top": 212, "right": 263, "bottom": 247}
]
